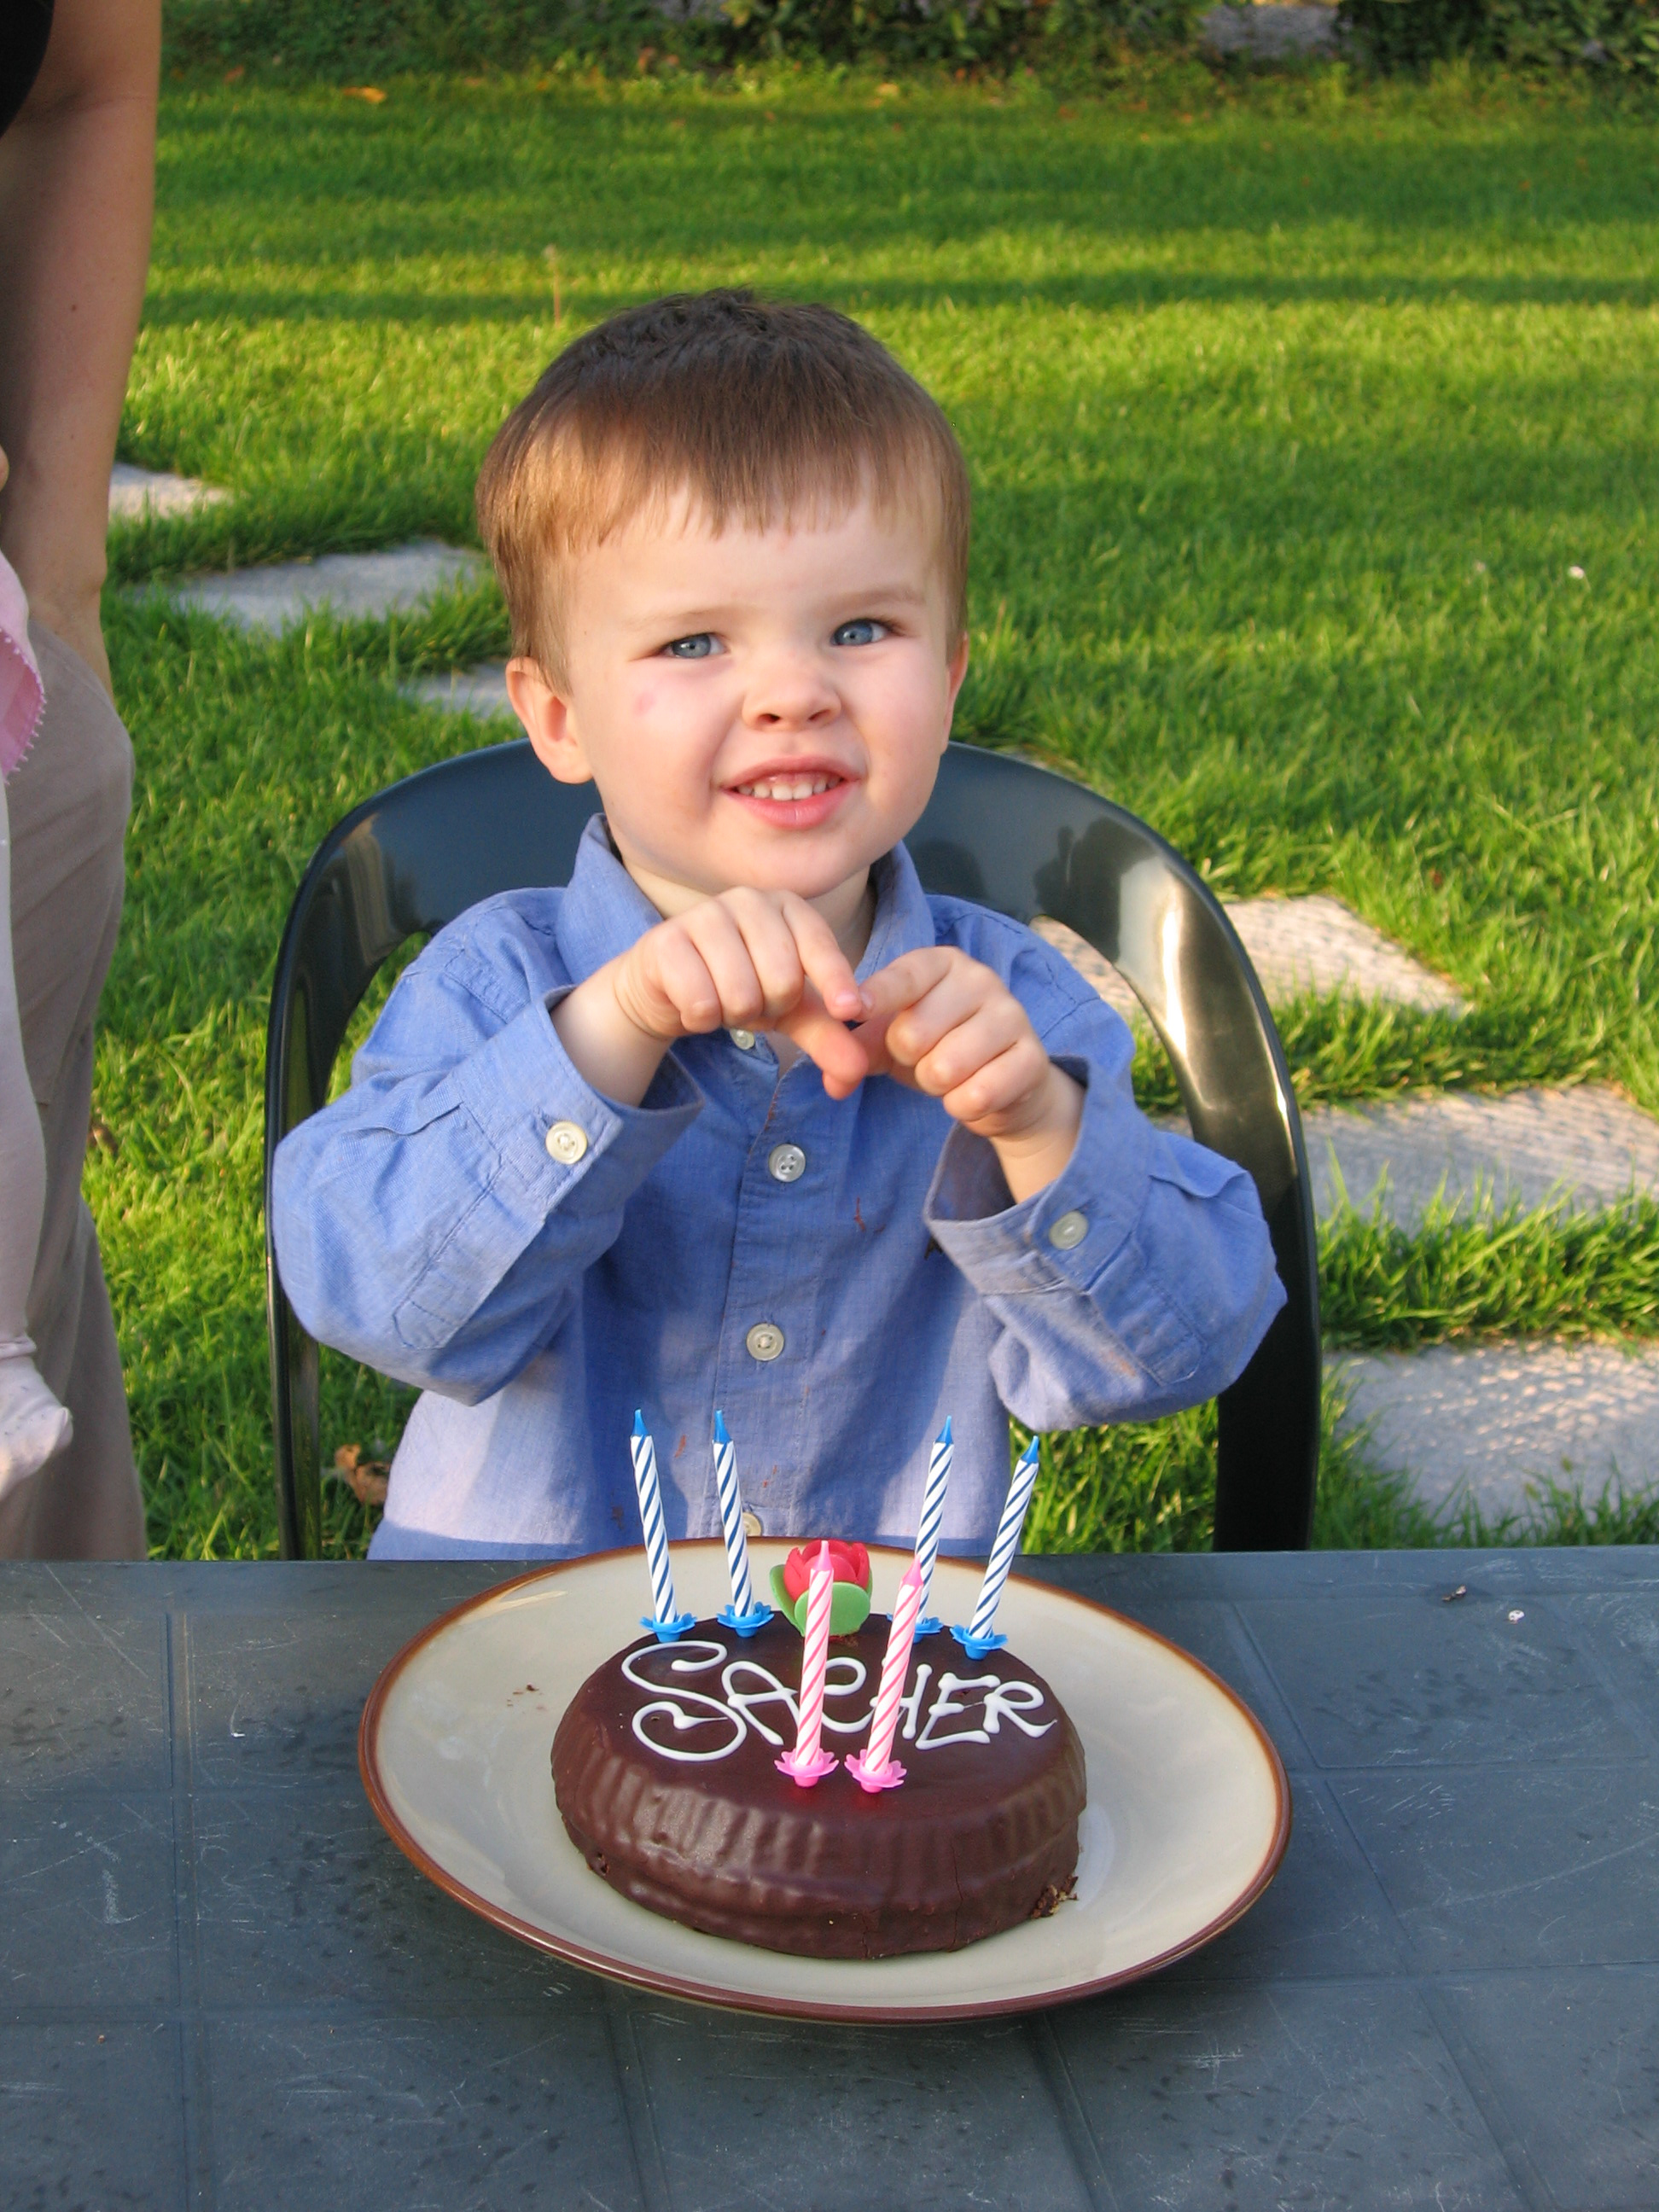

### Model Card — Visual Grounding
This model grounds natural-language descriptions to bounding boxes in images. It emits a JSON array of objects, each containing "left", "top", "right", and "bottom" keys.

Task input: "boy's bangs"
[{"left": 477, "top": 289, "right": 972, "bottom": 680}]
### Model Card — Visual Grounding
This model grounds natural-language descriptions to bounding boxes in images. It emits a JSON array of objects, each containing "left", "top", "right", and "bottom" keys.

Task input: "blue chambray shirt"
[{"left": 271, "top": 814, "right": 1285, "bottom": 1560}]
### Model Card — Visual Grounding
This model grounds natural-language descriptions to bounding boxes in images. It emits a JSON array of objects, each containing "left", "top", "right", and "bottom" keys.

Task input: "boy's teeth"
[{"left": 738, "top": 776, "right": 837, "bottom": 800}]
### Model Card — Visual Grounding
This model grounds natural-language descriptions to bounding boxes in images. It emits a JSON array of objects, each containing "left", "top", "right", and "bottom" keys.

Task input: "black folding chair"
[{"left": 264, "top": 739, "right": 1320, "bottom": 1558}]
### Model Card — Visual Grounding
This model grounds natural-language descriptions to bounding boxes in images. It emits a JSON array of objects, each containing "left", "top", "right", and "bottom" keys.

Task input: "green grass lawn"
[{"left": 101, "top": 64, "right": 1659, "bottom": 1558}]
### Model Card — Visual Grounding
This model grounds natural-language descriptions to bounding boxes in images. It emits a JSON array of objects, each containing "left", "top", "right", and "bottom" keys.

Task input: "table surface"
[{"left": 3, "top": 1547, "right": 1656, "bottom": 2212}]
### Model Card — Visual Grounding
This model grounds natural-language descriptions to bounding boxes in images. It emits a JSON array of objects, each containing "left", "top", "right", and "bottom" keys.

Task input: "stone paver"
[
  {"left": 1333, "top": 1342, "right": 1659, "bottom": 1522},
  {"left": 172, "top": 541, "right": 484, "bottom": 632},
  {"left": 109, "top": 463, "right": 228, "bottom": 521},
  {"left": 1200, "top": 2, "right": 1340, "bottom": 58},
  {"left": 1033, "top": 898, "right": 1461, "bottom": 1025},
  {"left": 1305, "top": 1086, "right": 1659, "bottom": 1225},
  {"left": 404, "top": 661, "right": 515, "bottom": 720}
]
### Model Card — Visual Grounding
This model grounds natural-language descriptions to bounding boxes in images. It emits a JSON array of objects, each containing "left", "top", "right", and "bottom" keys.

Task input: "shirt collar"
[{"left": 555, "top": 812, "right": 940, "bottom": 987}]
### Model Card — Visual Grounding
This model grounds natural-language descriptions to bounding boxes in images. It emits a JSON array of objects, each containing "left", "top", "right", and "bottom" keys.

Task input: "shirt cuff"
[
  {"left": 922, "top": 1056, "right": 1153, "bottom": 1297},
  {"left": 447, "top": 992, "right": 703, "bottom": 1212}
]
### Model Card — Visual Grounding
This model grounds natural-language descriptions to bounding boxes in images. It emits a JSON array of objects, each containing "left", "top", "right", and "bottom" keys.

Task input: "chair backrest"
[{"left": 265, "top": 738, "right": 1319, "bottom": 1559}]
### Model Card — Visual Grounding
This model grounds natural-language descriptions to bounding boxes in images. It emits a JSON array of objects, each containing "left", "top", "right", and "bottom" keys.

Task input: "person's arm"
[
  {"left": 919, "top": 973, "right": 1287, "bottom": 1432},
  {"left": 271, "top": 911, "right": 705, "bottom": 1401},
  {"left": 0, "top": 0, "right": 161, "bottom": 696}
]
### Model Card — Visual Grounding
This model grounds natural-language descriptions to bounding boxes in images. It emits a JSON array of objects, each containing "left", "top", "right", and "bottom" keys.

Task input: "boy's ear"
[
  {"left": 941, "top": 632, "right": 970, "bottom": 742},
  {"left": 506, "top": 656, "right": 596, "bottom": 785}
]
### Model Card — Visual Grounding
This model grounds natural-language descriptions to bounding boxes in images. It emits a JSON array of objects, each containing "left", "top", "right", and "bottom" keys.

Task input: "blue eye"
[
  {"left": 831, "top": 620, "right": 887, "bottom": 648},
  {"left": 662, "top": 633, "right": 719, "bottom": 660}
]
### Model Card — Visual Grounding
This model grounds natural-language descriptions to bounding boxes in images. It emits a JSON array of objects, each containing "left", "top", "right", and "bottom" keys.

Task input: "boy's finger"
[
  {"left": 856, "top": 947, "right": 957, "bottom": 1025},
  {"left": 915, "top": 1002, "right": 1033, "bottom": 1100},
  {"left": 777, "top": 989, "right": 871, "bottom": 1095},
  {"left": 642, "top": 931, "right": 727, "bottom": 1034},
  {"left": 719, "top": 890, "right": 810, "bottom": 1021},
  {"left": 680, "top": 903, "right": 772, "bottom": 1027},
  {"left": 882, "top": 964, "right": 1001, "bottom": 1069},
  {"left": 940, "top": 1038, "right": 1051, "bottom": 1130},
  {"left": 780, "top": 894, "right": 869, "bottom": 1021}
]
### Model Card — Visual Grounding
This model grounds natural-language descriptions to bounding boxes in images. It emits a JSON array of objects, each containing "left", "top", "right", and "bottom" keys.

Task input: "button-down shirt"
[{"left": 271, "top": 817, "right": 1285, "bottom": 1560}]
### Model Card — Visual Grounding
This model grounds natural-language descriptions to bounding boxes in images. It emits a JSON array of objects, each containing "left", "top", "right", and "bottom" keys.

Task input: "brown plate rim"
[{"left": 358, "top": 1542, "right": 1292, "bottom": 2023}]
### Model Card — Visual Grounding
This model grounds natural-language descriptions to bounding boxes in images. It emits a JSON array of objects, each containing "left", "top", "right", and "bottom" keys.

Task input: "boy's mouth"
[
  {"left": 723, "top": 763, "right": 856, "bottom": 830},
  {"left": 731, "top": 773, "right": 843, "bottom": 801}
]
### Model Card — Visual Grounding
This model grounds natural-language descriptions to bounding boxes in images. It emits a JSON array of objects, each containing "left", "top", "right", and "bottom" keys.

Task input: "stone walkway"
[
  {"left": 172, "top": 541, "right": 484, "bottom": 632},
  {"left": 1333, "top": 1343, "right": 1659, "bottom": 1522},
  {"left": 404, "top": 661, "right": 514, "bottom": 719},
  {"left": 1304, "top": 1086, "right": 1659, "bottom": 1225},
  {"left": 109, "top": 463, "right": 228, "bottom": 521}
]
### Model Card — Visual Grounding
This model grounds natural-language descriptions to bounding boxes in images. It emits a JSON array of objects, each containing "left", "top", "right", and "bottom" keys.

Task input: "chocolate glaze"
[{"left": 552, "top": 1615, "right": 1086, "bottom": 1959}]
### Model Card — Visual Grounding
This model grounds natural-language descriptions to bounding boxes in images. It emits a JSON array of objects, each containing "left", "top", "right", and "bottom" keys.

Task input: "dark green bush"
[
  {"left": 1336, "top": 0, "right": 1659, "bottom": 79},
  {"left": 162, "top": 0, "right": 1197, "bottom": 77}
]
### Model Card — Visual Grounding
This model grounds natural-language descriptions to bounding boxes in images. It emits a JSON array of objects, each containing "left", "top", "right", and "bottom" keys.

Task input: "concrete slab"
[
  {"left": 1200, "top": 2, "right": 1340, "bottom": 58},
  {"left": 403, "top": 661, "right": 515, "bottom": 720},
  {"left": 1226, "top": 894, "right": 1463, "bottom": 1012},
  {"left": 1333, "top": 1341, "right": 1659, "bottom": 1522},
  {"left": 108, "top": 463, "right": 228, "bottom": 521},
  {"left": 1033, "top": 895, "right": 1462, "bottom": 1025},
  {"left": 1305, "top": 1086, "right": 1659, "bottom": 1224},
  {"left": 171, "top": 540, "right": 484, "bottom": 632}
]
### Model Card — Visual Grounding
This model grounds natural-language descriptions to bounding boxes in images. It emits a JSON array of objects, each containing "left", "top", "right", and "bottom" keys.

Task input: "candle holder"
[
  {"left": 948, "top": 1623, "right": 1007, "bottom": 1661},
  {"left": 774, "top": 1743, "right": 838, "bottom": 1786},
  {"left": 641, "top": 1610, "right": 696, "bottom": 1643},
  {"left": 717, "top": 1601, "right": 774, "bottom": 1639},
  {"left": 845, "top": 1749, "right": 906, "bottom": 1793}
]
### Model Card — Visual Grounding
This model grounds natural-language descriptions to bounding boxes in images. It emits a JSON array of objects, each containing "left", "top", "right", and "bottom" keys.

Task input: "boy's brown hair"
[{"left": 475, "top": 289, "right": 970, "bottom": 688}]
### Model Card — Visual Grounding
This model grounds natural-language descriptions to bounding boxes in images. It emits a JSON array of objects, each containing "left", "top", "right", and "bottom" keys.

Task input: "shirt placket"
[{"left": 708, "top": 1039, "right": 854, "bottom": 1544}]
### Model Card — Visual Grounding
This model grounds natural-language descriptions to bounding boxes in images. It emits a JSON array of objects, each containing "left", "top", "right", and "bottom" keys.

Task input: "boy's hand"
[
  {"left": 856, "top": 948, "right": 1083, "bottom": 1203},
  {"left": 552, "top": 889, "right": 872, "bottom": 1107}
]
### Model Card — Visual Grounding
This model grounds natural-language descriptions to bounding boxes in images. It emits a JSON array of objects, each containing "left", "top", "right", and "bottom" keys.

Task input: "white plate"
[{"left": 360, "top": 1542, "right": 1289, "bottom": 2022}]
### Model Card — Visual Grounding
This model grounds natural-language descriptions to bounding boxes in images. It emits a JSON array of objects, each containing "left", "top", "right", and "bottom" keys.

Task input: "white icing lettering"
[
  {"left": 720, "top": 1659, "right": 798, "bottom": 1748},
  {"left": 818, "top": 1656, "right": 872, "bottom": 1735},
  {"left": 981, "top": 1679, "right": 1055, "bottom": 1739},
  {"left": 897, "top": 1662, "right": 932, "bottom": 1743},
  {"left": 915, "top": 1671, "right": 998, "bottom": 1750},
  {"left": 616, "top": 1638, "right": 1048, "bottom": 1767},
  {"left": 623, "top": 1640, "right": 746, "bottom": 1763}
]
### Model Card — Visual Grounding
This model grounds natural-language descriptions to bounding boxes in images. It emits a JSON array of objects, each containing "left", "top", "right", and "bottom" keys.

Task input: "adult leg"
[
  {"left": 2, "top": 619, "right": 139, "bottom": 1557},
  {"left": 0, "top": 768, "right": 73, "bottom": 1496}
]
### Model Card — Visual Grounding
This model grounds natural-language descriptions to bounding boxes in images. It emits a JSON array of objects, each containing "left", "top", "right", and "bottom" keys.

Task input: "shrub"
[
  {"left": 1336, "top": 0, "right": 1659, "bottom": 79},
  {"left": 162, "top": 0, "right": 1199, "bottom": 77}
]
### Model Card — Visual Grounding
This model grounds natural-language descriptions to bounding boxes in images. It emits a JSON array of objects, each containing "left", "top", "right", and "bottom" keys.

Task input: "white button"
[
  {"left": 741, "top": 1507, "right": 763, "bottom": 1539},
  {"left": 730, "top": 1028, "right": 757, "bottom": 1051},
  {"left": 1048, "top": 1210, "right": 1088, "bottom": 1250},
  {"left": 545, "top": 1121, "right": 589, "bottom": 1165},
  {"left": 767, "top": 1143, "right": 806, "bottom": 1184},
  {"left": 746, "top": 1321, "right": 786, "bottom": 1363}
]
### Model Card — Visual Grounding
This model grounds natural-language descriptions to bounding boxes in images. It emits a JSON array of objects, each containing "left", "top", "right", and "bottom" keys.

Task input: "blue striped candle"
[
  {"left": 911, "top": 1417, "right": 953, "bottom": 1636},
  {"left": 631, "top": 1411, "right": 693, "bottom": 1642},
  {"left": 952, "top": 1437, "right": 1042, "bottom": 1658},
  {"left": 713, "top": 1411, "right": 771, "bottom": 1638}
]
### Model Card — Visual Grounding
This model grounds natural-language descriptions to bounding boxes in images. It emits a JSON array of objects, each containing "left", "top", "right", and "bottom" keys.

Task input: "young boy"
[{"left": 272, "top": 290, "right": 1284, "bottom": 1562}]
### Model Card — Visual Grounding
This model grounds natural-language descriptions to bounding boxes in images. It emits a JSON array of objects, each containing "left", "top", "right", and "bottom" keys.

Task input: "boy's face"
[{"left": 508, "top": 491, "right": 969, "bottom": 934}]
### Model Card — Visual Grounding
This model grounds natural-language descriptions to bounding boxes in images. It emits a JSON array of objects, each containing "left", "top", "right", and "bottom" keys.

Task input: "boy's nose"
[{"left": 742, "top": 653, "right": 839, "bottom": 730}]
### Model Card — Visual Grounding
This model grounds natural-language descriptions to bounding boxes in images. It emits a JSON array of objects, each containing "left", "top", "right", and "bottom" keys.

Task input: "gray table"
[{"left": 4, "top": 1549, "right": 1656, "bottom": 2211}]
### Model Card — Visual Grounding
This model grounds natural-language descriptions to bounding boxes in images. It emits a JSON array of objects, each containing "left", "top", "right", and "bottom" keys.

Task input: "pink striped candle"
[
  {"left": 776, "top": 1542, "right": 839, "bottom": 1787},
  {"left": 846, "top": 1561, "right": 924, "bottom": 1794}
]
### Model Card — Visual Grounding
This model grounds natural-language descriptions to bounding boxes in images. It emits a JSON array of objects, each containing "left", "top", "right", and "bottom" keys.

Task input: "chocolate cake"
[{"left": 552, "top": 1613, "right": 1086, "bottom": 1959}]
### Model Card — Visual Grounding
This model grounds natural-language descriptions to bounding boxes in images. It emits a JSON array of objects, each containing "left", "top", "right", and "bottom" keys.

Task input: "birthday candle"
[
  {"left": 912, "top": 1417, "right": 953, "bottom": 1627},
  {"left": 712, "top": 1410, "right": 755, "bottom": 1615},
  {"left": 965, "top": 1437, "right": 1042, "bottom": 1647},
  {"left": 848, "top": 1562, "right": 925, "bottom": 1792},
  {"left": 630, "top": 1411, "right": 687, "bottom": 1634},
  {"left": 776, "top": 1542, "right": 838, "bottom": 1785}
]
